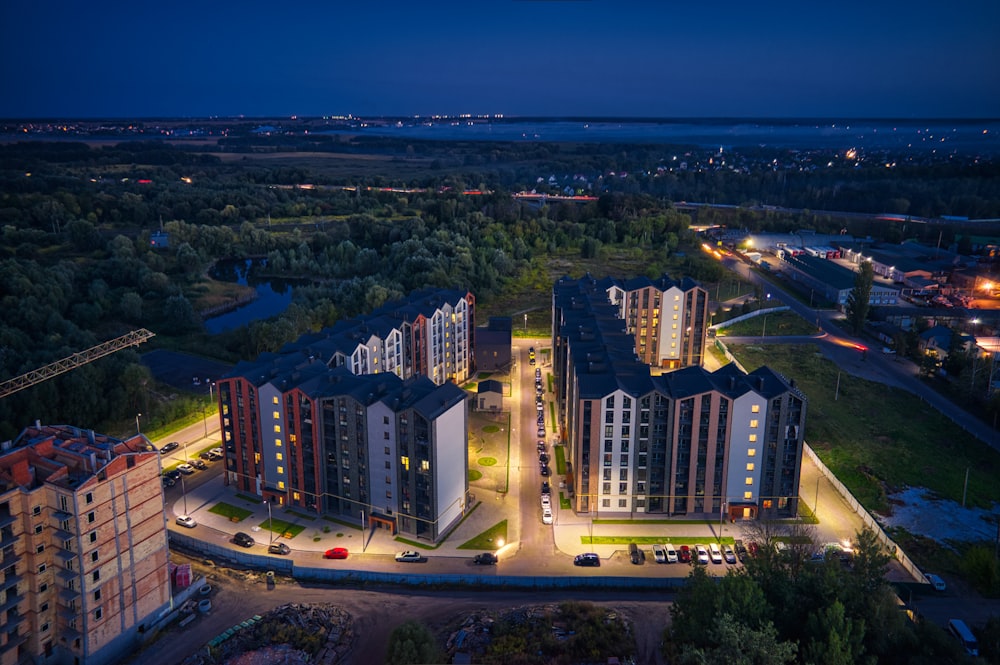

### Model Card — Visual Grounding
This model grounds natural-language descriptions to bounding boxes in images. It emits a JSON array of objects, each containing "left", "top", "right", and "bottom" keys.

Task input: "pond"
[{"left": 204, "top": 259, "right": 296, "bottom": 334}]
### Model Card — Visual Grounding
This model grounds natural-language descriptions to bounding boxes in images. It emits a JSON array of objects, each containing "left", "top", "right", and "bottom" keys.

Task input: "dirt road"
[{"left": 125, "top": 558, "right": 673, "bottom": 665}]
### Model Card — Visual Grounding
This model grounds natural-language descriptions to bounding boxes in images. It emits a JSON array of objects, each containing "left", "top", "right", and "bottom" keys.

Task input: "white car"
[
  {"left": 175, "top": 515, "right": 196, "bottom": 528},
  {"left": 652, "top": 544, "right": 667, "bottom": 564},
  {"left": 925, "top": 573, "right": 946, "bottom": 591},
  {"left": 176, "top": 463, "right": 195, "bottom": 475},
  {"left": 696, "top": 545, "right": 710, "bottom": 565},
  {"left": 541, "top": 494, "right": 551, "bottom": 508},
  {"left": 394, "top": 550, "right": 422, "bottom": 562},
  {"left": 709, "top": 542, "right": 723, "bottom": 564},
  {"left": 665, "top": 542, "right": 678, "bottom": 563},
  {"left": 542, "top": 508, "right": 553, "bottom": 525}
]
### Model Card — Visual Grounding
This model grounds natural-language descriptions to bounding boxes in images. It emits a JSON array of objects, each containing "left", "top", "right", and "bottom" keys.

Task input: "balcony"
[
  {"left": 0, "top": 532, "right": 17, "bottom": 552},
  {"left": 0, "top": 630, "right": 27, "bottom": 655},
  {"left": 0, "top": 611, "right": 25, "bottom": 633},
  {"left": 58, "top": 587, "right": 79, "bottom": 603},
  {"left": 0, "top": 515, "right": 15, "bottom": 530},
  {"left": 0, "top": 573, "right": 21, "bottom": 595},
  {"left": 0, "top": 594, "right": 21, "bottom": 616}
]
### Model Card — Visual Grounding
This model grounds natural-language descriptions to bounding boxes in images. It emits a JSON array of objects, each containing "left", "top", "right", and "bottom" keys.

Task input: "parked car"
[
  {"left": 538, "top": 453, "right": 549, "bottom": 464},
  {"left": 678, "top": 545, "right": 692, "bottom": 563},
  {"left": 537, "top": 428, "right": 546, "bottom": 437},
  {"left": 189, "top": 459, "right": 207, "bottom": 470},
  {"left": 163, "top": 469, "right": 181, "bottom": 480},
  {"left": 747, "top": 541, "right": 759, "bottom": 557},
  {"left": 735, "top": 539, "right": 748, "bottom": 562},
  {"left": 696, "top": 545, "right": 710, "bottom": 565},
  {"left": 324, "top": 547, "right": 349, "bottom": 559},
  {"left": 209, "top": 447, "right": 224, "bottom": 457},
  {"left": 233, "top": 532, "right": 254, "bottom": 548},
  {"left": 539, "top": 464, "right": 551, "bottom": 477},
  {"left": 160, "top": 441, "right": 180, "bottom": 454},
  {"left": 541, "top": 481, "right": 551, "bottom": 495},
  {"left": 537, "top": 440, "right": 546, "bottom": 452},
  {"left": 629, "top": 543, "right": 645, "bottom": 565},
  {"left": 574, "top": 553, "right": 600, "bottom": 567},
  {"left": 473, "top": 552, "right": 498, "bottom": 565},
  {"left": 652, "top": 543, "right": 667, "bottom": 564},
  {"left": 709, "top": 543, "right": 723, "bottom": 564},
  {"left": 176, "top": 463, "right": 195, "bottom": 475},
  {"left": 175, "top": 515, "right": 196, "bottom": 528},
  {"left": 541, "top": 494, "right": 551, "bottom": 508},
  {"left": 542, "top": 507, "right": 553, "bottom": 525},
  {"left": 723, "top": 543, "right": 737, "bottom": 564},
  {"left": 665, "top": 542, "right": 678, "bottom": 563},
  {"left": 268, "top": 542, "right": 291, "bottom": 555},
  {"left": 162, "top": 475, "right": 176, "bottom": 487},
  {"left": 925, "top": 573, "right": 946, "bottom": 591},
  {"left": 395, "top": 550, "right": 423, "bottom": 563},
  {"left": 199, "top": 451, "right": 215, "bottom": 460}
]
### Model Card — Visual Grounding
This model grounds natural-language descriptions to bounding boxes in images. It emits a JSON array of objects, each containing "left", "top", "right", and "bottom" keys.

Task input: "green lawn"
[
  {"left": 260, "top": 518, "right": 306, "bottom": 539},
  {"left": 716, "top": 310, "right": 820, "bottom": 337},
  {"left": 458, "top": 519, "right": 509, "bottom": 550},
  {"left": 208, "top": 502, "right": 253, "bottom": 521},
  {"left": 554, "top": 444, "right": 567, "bottom": 475},
  {"left": 729, "top": 343, "right": 1000, "bottom": 513}
]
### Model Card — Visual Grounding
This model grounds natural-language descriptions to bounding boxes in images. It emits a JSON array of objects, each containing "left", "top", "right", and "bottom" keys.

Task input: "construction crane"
[{"left": 0, "top": 328, "right": 155, "bottom": 399}]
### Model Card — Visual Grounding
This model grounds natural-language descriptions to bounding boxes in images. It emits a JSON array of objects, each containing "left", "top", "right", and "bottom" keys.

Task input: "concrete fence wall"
[{"left": 803, "top": 444, "right": 925, "bottom": 583}]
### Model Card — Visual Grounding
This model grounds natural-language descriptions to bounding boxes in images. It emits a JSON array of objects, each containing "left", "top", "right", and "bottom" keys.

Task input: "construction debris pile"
[{"left": 182, "top": 603, "right": 354, "bottom": 665}]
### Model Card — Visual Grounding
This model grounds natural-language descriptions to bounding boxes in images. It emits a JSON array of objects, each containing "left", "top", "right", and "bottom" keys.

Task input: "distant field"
[{"left": 716, "top": 310, "right": 820, "bottom": 337}]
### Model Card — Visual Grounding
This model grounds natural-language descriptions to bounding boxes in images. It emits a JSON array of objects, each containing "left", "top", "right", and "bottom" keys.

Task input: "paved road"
[{"left": 722, "top": 256, "right": 1000, "bottom": 452}]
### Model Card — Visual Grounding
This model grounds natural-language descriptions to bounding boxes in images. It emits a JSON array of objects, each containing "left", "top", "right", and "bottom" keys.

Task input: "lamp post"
[
  {"left": 181, "top": 472, "right": 188, "bottom": 516},
  {"left": 135, "top": 413, "right": 142, "bottom": 435},
  {"left": 203, "top": 381, "right": 215, "bottom": 437},
  {"left": 523, "top": 313, "right": 527, "bottom": 331},
  {"left": 265, "top": 500, "right": 273, "bottom": 545}
]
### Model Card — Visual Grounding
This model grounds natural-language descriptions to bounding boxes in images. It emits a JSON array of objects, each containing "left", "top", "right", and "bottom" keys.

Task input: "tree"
[
  {"left": 677, "top": 614, "right": 797, "bottom": 665},
  {"left": 845, "top": 261, "right": 873, "bottom": 335},
  {"left": 385, "top": 620, "right": 441, "bottom": 665}
]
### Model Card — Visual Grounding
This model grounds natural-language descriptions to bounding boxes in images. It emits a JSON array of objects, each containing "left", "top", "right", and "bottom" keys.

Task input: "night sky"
[{"left": 2, "top": 0, "right": 998, "bottom": 119}]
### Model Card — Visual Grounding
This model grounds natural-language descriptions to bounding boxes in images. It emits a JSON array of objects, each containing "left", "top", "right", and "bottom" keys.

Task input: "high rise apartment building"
[
  {"left": 604, "top": 275, "right": 709, "bottom": 369},
  {"left": 0, "top": 425, "right": 170, "bottom": 665},
  {"left": 292, "top": 288, "right": 475, "bottom": 386},
  {"left": 218, "top": 291, "right": 472, "bottom": 542},
  {"left": 553, "top": 275, "right": 806, "bottom": 520}
]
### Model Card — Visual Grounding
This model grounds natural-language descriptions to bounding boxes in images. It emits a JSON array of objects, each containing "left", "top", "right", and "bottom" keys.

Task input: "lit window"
[
  {"left": 276, "top": 453, "right": 283, "bottom": 461},
  {"left": 421, "top": 460, "right": 430, "bottom": 472},
  {"left": 749, "top": 419, "right": 758, "bottom": 428},
  {"left": 278, "top": 481, "right": 285, "bottom": 489},
  {"left": 292, "top": 492, "right": 300, "bottom": 501},
  {"left": 745, "top": 477, "right": 753, "bottom": 485},
  {"left": 748, "top": 448, "right": 756, "bottom": 457},
  {"left": 746, "top": 462, "right": 755, "bottom": 471},
  {"left": 748, "top": 434, "right": 757, "bottom": 442},
  {"left": 751, "top": 404, "right": 760, "bottom": 413},
  {"left": 273, "top": 425, "right": 281, "bottom": 433},
  {"left": 744, "top": 491, "right": 753, "bottom": 500},
  {"left": 277, "top": 466, "right": 283, "bottom": 475},
  {"left": 273, "top": 411, "right": 279, "bottom": 419},
  {"left": 274, "top": 438, "right": 282, "bottom": 447},
  {"left": 401, "top": 456, "right": 409, "bottom": 470},
  {"left": 272, "top": 397, "right": 279, "bottom": 405}
]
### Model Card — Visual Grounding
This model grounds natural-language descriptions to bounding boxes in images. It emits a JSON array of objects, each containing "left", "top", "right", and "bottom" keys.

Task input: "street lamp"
[
  {"left": 135, "top": 413, "right": 142, "bottom": 435},
  {"left": 265, "top": 500, "right": 273, "bottom": 545},
  {"left": 524, "top": 313, "right": 527, "bottom": 331}
]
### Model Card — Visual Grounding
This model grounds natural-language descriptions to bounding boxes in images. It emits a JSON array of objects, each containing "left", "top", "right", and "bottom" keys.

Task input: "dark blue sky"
[{"left": 2, "top": 0, "right": 998, "bottom": 119}]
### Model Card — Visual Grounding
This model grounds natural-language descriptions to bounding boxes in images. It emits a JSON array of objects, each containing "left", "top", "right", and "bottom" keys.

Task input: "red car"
[
  {"left": 678, "top": 545, "right": 692, "bottom": 563},
  {"left": 323, "top": 547, "right": 349, "bottom": 559}
]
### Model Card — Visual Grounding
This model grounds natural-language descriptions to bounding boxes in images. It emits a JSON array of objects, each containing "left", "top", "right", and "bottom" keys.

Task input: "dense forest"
[{"left": 1, "top": 137, "right": 998, "bottom": 440}]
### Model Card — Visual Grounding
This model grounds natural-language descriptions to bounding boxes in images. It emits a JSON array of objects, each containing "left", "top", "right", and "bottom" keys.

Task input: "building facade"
[
  {"left": 553, "top": 276, "right": 806, "bottom": 520},
  {"left": 218, "top": 349, "right": 469, "bottom": 542},
  {"left": 0, "top": 425, "right": 170, "bottom": 665},
  {"left": 295, "top": 288, "right": 475, "bottom": 386},
  {"left": 604, "top": 275, "right": 710, "bottom": 369}
]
